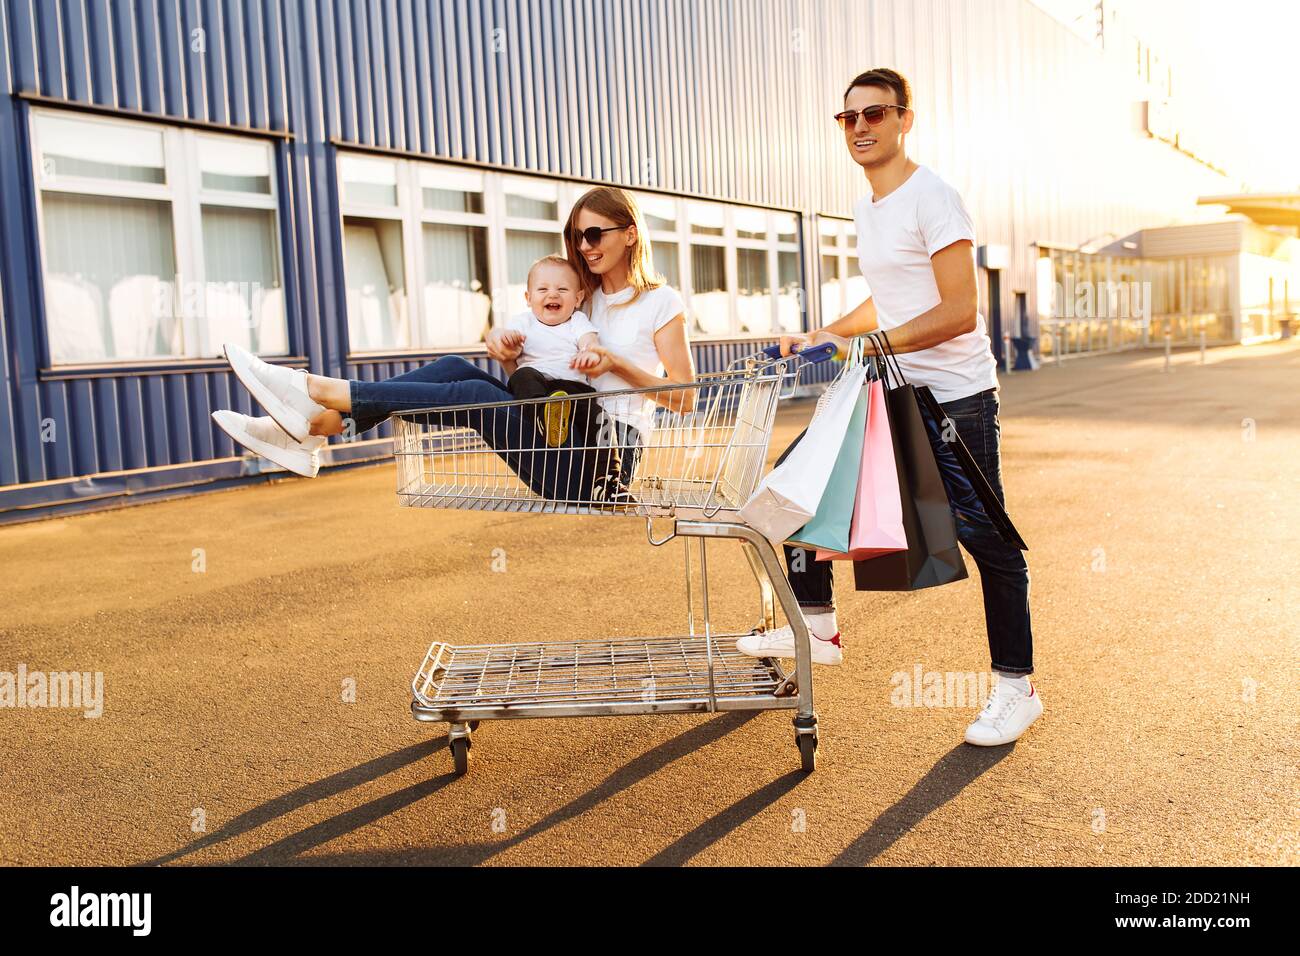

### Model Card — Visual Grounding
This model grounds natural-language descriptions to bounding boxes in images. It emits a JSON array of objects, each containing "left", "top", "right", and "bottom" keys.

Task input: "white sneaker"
[
  {"left": 213, "top": 410, "right": 325, "bottom": 478},
  {"left": 964, "top": 677, "right": 1043, "bottom": 746},
  {"left": 223, "top": 342, "right": 325, "bottom": 442},
  {"left": 735, "top": 625, "right": 843, "bottom": 665}
]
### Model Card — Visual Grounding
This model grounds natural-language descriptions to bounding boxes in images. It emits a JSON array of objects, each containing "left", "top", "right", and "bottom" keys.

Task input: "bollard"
[
  {"left": 1200, "top": 330, "right": 1206, "bottom": 365},
  {"left": 1163, "top": 334, "right": 1172, "bottom": 373},
  {"left": 1003, "top": 330, "right": 1013, "bottom": 375}
]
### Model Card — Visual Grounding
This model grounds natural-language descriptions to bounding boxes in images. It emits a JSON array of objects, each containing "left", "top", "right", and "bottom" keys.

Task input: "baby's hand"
[
  {"left": 572, "top": 349, "right": 600, "bottom": 371},
  {"left": 486, "top": 328, "right": 525, "bottom": 360}
]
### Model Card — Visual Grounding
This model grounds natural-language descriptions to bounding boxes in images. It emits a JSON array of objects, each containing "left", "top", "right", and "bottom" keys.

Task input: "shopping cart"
[{"left": 391, "top": 343, "right": 838, "bottom": 775}]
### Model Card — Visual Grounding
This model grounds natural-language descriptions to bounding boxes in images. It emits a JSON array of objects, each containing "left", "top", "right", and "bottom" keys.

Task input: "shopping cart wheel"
[
  {"left": 796, "top": 734, "right": 817, "bottom": 773},
  {"left": 468, "top": 720, "right": 481, "bottom": 731},
  {"left": 450, "top": 736, "right": 472, "bottom": 775}
]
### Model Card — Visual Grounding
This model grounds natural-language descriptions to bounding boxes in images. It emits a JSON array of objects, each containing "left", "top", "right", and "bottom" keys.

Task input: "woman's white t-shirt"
[
  {"left": 587, "top": 284, "right": 686, "bottom": 438},
  {"left": 852, "top": 164, "right": 998, "bottom": 402}
]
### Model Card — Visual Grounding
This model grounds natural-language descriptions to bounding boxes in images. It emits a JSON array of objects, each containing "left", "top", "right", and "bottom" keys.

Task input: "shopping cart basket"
[{"left": 392, "top": 343, "right": 837, "bottom": 774}]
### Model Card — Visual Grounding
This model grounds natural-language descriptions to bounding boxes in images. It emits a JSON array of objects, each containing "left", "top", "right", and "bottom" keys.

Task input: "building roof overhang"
[{"left": 1197, "top": 193, "right": 1300, "bottom": 227}]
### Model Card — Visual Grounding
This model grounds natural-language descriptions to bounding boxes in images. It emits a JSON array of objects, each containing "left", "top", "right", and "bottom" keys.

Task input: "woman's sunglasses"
[
  {"left": 572, "top": 224, "right": 627, "bottom": 248},
  {"left": 833, "top": 104, "right": 909, "bottom": 129}
]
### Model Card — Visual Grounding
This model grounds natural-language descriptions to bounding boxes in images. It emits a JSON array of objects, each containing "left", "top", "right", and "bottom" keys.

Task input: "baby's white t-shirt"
[
  {"left": 506, "top": 310, "right": 598, "bottom": 382},
  {"left": 587, "top": 284, "right": 686, "bottom": 437},
  {"left": 852, "top": 164, "right": 998, "bottom": 402}
]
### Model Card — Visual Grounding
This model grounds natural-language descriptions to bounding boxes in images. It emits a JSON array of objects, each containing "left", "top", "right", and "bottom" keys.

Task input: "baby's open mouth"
[{"left": 544, "top": 302, "right": 562, "bottom": 312}]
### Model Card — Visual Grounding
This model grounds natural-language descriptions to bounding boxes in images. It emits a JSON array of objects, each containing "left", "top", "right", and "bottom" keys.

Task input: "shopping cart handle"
[{"left": 762, "top": 342, "right": 838, "bottom": 363}]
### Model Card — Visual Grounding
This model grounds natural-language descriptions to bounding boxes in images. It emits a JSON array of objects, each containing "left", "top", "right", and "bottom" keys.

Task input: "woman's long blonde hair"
[{"left": 564, "top": 186, "right": 664, "bottom": 308}]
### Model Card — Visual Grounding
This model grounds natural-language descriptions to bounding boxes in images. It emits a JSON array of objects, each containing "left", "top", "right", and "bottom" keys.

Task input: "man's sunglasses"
[
  {"left": 834, "top": 104, "right": 909, "bottom": 129},
  {"left": 572, "top": 224, "right": 628, "bottom": 247}
]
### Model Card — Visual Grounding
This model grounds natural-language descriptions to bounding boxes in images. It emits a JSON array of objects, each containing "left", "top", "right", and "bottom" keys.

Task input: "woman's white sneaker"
[
  {"left": 222, "top": 342, "right": 325, "bottom": 442},
  {"left": 964, "top": 677, "right": 1043, "bottom": 746},
  {"left": 212, "top": 411, "right": 325, "bottom": 478},
  {"left": 735, "top": 626, "right": 843, "bottom": 665}
]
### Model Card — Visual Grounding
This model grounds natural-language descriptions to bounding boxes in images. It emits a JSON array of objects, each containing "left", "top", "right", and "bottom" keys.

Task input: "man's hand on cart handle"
[{"left": 778, "top": 330, "right": 858, "bottom": 361}]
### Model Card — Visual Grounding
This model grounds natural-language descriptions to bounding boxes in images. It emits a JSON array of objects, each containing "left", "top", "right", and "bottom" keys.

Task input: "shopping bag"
[
  {"left": 739, "top": 351, "right": 869, "bottom": 543},
  {"left": 816, "top": 376, "right": 908, "bottom": 561},
  {"left": 914, "top": 385, "right": 1029, "bottom": 550},
  {"left": 786, "top": 380, "right": 868, "bottom": 553},
  {"left": 852, "top": 338, "right": 968, "bottom": 591}
]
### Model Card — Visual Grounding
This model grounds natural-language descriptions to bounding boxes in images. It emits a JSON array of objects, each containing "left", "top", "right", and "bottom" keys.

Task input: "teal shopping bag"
[{"left": 786, "top": 381, "right": 868, "bottom": 553}]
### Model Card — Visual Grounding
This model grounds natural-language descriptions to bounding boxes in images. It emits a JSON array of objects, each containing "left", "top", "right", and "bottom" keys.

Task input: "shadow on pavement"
[
  {"left": 233, "top": 711, "right": 763, "bottom": 866},
  {"left": 232, "top": 769, "right": 462, "bottom": 865},
  {"left": 640, "top": 769, "right": 807, "bottom": 866},
  {"left": 832, "top": 744, "right": 1013, "bottom": 866},
  {"left": 141, "top": 736, "right": 447, "bottom": 866}
]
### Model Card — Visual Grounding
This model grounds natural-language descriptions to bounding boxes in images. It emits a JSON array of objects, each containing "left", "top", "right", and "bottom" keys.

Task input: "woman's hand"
[
  {"left": 572, "top": 345, "right": 617, "bottom": 378},
  {"left": 485, "top": 328, "right": 524, "bottom": 363}
]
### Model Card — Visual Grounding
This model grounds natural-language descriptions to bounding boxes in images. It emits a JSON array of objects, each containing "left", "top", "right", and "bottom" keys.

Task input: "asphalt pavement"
[{"left": 1, "top": 341, "right": 1295, "bottom": 866}]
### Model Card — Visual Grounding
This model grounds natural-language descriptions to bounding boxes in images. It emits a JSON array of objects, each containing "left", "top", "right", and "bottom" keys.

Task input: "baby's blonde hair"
[{"left": 527, "top": 254, "right": 582, "bottom": 288}]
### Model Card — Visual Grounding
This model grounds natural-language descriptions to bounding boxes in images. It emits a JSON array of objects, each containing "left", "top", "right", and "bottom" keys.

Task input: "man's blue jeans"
[
  {"left": 783, "top": 387, "right": 1034, "bottom": 675},
  {"left": 348, "top": 355, "right": 643, "bottom": 499}
]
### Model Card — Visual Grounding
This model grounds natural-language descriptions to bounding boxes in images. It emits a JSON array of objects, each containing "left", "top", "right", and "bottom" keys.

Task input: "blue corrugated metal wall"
[{"left": 0, "top": 0, "right": 1232, "bottom": 521}]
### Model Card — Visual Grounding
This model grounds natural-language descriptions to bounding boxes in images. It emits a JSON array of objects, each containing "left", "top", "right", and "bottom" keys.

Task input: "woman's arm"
[{"left": 578, "top": 314, "right": 697, "bottom": 413}]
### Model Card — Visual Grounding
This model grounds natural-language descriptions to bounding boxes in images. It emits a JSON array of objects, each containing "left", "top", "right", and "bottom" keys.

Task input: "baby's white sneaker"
[
  {"left": 964, "top": 675, "right": 1043, "bottom": 746},
  {"left": 222, "top": 342, "right": 324, "bottom": 442},
  {"left": 213, "top": 411, "right": 325, "bottom": 478}
]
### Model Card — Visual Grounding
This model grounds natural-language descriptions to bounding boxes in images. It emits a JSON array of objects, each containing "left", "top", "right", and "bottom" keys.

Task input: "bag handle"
[{"left": 870, "top": 329, "right": 909, "bottom": 388}]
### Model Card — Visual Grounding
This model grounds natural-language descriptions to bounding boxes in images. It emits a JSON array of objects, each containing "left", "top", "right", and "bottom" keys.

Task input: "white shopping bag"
[{"left": 739, "top": 358, "right": 869, "bottom": 542}]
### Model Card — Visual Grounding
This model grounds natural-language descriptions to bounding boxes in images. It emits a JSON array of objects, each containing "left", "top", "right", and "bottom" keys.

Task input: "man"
[{"left": 737, "top": 68, "right": 1041, "bottom": 747}]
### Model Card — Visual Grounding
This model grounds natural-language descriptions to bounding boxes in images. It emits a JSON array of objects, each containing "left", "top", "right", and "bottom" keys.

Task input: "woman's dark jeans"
[
  {"left": 348, "top": 355, "right": 642, "bottom": 499},
  {"left": 783, "top": 387, "right": 1034, "bottom": 675}
]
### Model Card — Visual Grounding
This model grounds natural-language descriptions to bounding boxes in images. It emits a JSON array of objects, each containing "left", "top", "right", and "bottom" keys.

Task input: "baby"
[
  {"left": 485, "top": 255, "right": 631, "bottom": 502},
  {"left": 487, "top": 254, "right": 601, "bottom": 411}
]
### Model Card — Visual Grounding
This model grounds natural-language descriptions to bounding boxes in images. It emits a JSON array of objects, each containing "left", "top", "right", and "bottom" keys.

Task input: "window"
[
  {"left": 690, "top": 244, "right": 729, "bottom": 335},
  {"left": 331, "top": 158, "right": 808, "bottom": 354},
  {"left": 419, "top": 166, "right": 490, "bottom": 347},
  {"left": 340, "top": 155, "right": 587, "bottom": 352},
  {"left": 638, "top": 192, "right": 804, "bottom": 339},
  {"left": 31, "top": 110, "right": 286, "bottom": 364},
  {"left": 818, "top": 216, "right": 867, "bottom": 328}
]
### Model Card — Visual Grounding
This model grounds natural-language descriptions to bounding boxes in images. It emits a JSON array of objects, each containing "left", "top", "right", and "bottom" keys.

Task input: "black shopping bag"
[
  {"left": 914, "top": 384, "right": 1028, "bottom": 550},
  {"left": 852, "top": 340, "right": 968, "bottom": 591}
]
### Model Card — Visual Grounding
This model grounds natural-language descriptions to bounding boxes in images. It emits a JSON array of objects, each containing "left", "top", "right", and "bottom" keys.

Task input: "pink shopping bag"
[{"left": 816, "top": 377, "right": 908, "bottom": 561}]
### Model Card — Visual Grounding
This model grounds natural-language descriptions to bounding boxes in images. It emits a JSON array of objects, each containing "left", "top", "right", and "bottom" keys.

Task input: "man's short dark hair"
[{"left": 843, "top": 68, "right": 911, "bottom": 109}]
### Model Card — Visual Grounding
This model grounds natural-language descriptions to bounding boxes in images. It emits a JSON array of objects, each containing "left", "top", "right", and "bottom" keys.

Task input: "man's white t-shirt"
[
  {"left": 587, "top": 284, "right": 686, "bottom": 437},
  {"left": 852, "top": 164, "right": 998, "bottom": 402},
  {"left": 506, "top": 310, "right": 598, "bottom": 382}
]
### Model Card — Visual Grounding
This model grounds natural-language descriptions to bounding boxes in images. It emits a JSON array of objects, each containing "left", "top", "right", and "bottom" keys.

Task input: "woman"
[{"left": 212, "top": 186, "right": 694, "bottom": 498}]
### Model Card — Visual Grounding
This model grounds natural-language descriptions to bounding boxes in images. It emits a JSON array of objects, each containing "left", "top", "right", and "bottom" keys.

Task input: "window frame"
[
  {"left": 336, "top": 155, "right": 808, "bottom": 355},
  {"left": 636, "top": 192, "right": 802, "bottom": 340},
  {"left": 816, "top": 214, "right": 867, "bottom": 328},
  {"left": 28, "top": 106, "right": 287, "bottom": 367}
]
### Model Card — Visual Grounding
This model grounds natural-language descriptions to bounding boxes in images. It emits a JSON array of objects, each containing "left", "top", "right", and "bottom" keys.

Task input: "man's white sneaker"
[
  {"left": 213, "top": 411, "right": 325, "bottom": 478},
  {"left": 964, "top": 677, "right": 1043, "bottom": 746},
  {"left": 735, "top": 625, "right": 843, "bottom": 665},
  {"left": 223, "top": 342, "right": 325, "bottom": 443}
]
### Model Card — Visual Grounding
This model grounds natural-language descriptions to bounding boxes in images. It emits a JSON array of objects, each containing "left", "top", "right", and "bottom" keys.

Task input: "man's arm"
[
  {"left": 778, "top": 296, "right": 877, "bottom": 356},
  {"left": 821, "top": 295, "right": 879, "bottom": 339},
  {"left": 864, "top": 240, "right": 977, "bottom": 354}
]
